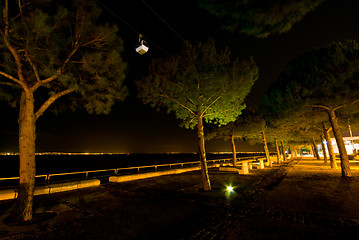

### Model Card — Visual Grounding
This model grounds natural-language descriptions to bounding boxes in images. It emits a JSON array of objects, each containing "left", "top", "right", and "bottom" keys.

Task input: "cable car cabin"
[{"left": 136, "top": 40, "right": 149, "bottom": 55}]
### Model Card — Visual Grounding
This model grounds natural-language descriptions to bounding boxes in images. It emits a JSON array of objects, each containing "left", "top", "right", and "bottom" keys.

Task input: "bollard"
[
  {"left": 259, "top": 159, "right": 265, "bottom": 169},
  {"left": 241, "top": 161, "right": 249, "bottom": 174}
]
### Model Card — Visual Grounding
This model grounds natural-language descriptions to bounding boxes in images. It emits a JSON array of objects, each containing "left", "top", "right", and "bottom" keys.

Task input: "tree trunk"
[
  {"left": 292, "top": 146, "right": 298, "bottom": 157},
  {"left": 321, "top": 135, "right": 328, "bottom": 164},
  {"left": 288, "top": 145, "right": 293, "bottom": 158},
  {"left": 197, "top": 115, "right": 211, "bottom": 191},
  {"left": 312, "top": 138, "right": 320, "bottom": 160},
  {"left": 262, "top": 131, "right": 271, "bottom": 167},
  {"left": 275, "top": 137, "right": 280, "bottom": 164},
  {"left": 323, "top": 124, "right": 337, "bottom": 169},
  {"left": 281, "top": 141, "right": 287, "bottom": 161},
  {"left": 230, "top": 132, "right": 237, "bottom": 167},
  {"left": 327, "top": 109, "right": 350, "bottom": 177},
  {"left": 17, "top": 91, "right": 36, "bottom": 222}
]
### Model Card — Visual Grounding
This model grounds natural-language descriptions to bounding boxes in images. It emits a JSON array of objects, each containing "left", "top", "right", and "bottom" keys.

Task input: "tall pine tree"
[{"left": 0, "top": 0, "right": 127, "bottom": 221}]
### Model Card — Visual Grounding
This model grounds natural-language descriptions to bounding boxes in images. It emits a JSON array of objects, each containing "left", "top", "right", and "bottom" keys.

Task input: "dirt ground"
[{"left": 1, "top": 158, "right": 359, "bottom": 239}]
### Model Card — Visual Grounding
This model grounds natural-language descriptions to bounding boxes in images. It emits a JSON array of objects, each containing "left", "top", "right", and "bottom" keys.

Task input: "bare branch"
[{"left": 35, "top": 88, "right": 74, "bottom": 120}]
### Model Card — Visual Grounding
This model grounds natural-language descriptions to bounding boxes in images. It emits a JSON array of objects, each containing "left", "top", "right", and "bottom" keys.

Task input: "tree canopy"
[
  {"left": 196, "top": 0, "right": 324, "bottom": 38},
  {"left": 137, "top": 39, "right": 258, "bottom": 129},
  {"left": 0, "top": 0, "right": 128, "bottom": 115},
  {"left": 260, "top": 40, "right": 359, "bottom": 177}
]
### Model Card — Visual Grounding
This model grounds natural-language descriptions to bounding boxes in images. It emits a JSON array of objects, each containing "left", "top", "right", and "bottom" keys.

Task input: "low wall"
[
  {"left": 109, "top": 166, "right": 201, "bottom": 183},
  {"left": 0, "top": 179, "right": 100, "bottom": 201}
]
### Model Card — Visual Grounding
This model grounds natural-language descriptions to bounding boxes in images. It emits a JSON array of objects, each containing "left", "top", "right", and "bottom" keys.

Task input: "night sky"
[{"left": 1, "top": 0, "right": 359, "bottom": 153}]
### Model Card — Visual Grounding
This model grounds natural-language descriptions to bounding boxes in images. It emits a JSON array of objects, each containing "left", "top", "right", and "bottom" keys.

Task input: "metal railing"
[{"left": 0, "top": 156, "right": 264, "bottom": 188}]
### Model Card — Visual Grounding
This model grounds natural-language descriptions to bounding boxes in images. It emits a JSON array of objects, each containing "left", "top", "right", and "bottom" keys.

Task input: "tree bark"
[
  {"left": 281, "top": 141, "right": 287, "bottom": 161},
  {"left": 312, "top": 138, "right": 320, "bottom": 160},
  {"left": 327, "top": 109, "right": 350, "bottom": 177},
  {"left": 288, "top": 145, "right": 293, "bottom": 158},
  {"left": 292, "top": 146, "right": 298, "bottom": 157},
  {"left": 323, "top": 124, "right": 337, "bottom": 169},
  {"left": 197, "top": 115, "right": 211, "bottom": 191},
  {"left": 16, "top": 91, "right": 36, "bottom": 222},
  {"left": 321, "top": 135, "right": 328, "bottom": 164},
  {"left": 275, "top": 137, "right": 280, "bottom": 164},
  {"left": 230, "top": 132, "right": 237, "bottom": 167},
  {"left": 262, "top": 131, "right": 271, "bottom": 167}
]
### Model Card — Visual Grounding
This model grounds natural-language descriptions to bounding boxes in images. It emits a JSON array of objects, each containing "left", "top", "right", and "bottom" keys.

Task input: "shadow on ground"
[{"left": 1, "top": 159, "right": 359, "bottom": 239}]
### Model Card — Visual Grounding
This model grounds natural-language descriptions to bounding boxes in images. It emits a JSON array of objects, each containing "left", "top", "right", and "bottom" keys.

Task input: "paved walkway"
[
  {"left": 1, "top": 158, "right": 359, "bottom": 239},
  {"left": 212, "top": 158, "right": 359, "bottom": 240}
]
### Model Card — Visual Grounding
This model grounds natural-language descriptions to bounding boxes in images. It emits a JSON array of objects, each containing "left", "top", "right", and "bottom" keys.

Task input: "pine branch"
[
  {"left": 31, "top": 44, "right": 80, "bottom": 91},
  {"left": 333, "top": 99, "right": 359, "bottom": 111},
  {"left": 2, "top": 0, "right": 27, "bottom": 88},
  {"left": 24, "top": 49, "right": 40, "bottom": 82},
  {"left": 35, "top": 88, "right": 74, "bottom": 120},
  {"left": 201, "top": 90, "right": 227, "bottom": 117},
  {"left": 0, "top": 80, "right": 17, "bottom": 87},
  {"left": 312, "top": 104, "right": 330, "bottom": 111},
  {"left": 312, "top": 99, "right": 359, "bottom": 112},
  {"left": 203, "top": 106, "right": 237, "bottom": 118},
  {"left": 0, "top": 71, "right": 22, "bottom": 85},
  {"left": 159, "top": 89, "right": 196, "bottom": 116}
]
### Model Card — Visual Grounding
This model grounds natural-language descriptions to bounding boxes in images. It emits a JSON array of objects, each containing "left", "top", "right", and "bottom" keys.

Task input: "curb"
[{"left": 0, "top": 179, "right": 100, "bottom": 201}]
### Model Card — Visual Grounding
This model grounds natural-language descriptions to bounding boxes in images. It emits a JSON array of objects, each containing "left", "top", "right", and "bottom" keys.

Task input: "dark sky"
[{"left": 1, "top": 0, "right": 359, "bottom": 153}]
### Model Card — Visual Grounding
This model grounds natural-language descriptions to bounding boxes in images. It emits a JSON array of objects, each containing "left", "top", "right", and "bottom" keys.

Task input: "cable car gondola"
[{"left": 136, "top": 34, "right": 149, "bottom": 55}]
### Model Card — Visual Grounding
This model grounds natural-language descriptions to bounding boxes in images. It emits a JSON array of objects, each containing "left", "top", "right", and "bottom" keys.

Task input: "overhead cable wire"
[
  {"left": 142, "top": 0, "right": 186, "bottom": 43},
  {"left": 95, "top": 0, "right": 170, "bottom": 56}
]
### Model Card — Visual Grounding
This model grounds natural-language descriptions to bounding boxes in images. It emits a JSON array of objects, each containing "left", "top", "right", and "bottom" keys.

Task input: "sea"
[
  {"left": 0, "top": 153, "right": 263, "bottom": 189},
  {"left": 0, "top": 152, "right": 264, "bottom": 187}
]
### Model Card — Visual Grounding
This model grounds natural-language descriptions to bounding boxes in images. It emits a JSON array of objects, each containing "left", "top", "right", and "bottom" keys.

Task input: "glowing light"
[{"left": 226, "top": 186, "right": 234, "bottom": 193}]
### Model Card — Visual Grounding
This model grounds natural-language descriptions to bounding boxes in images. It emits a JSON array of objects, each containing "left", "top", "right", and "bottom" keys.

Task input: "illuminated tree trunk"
[
  {"left": 17, "top": 91, "right": 36, "bottom": 222},
  {"left": 323, "top": 124, "right": 337, "bottom": 169},
  {"left": 292, "top": 146, "right": 297, "bottom": 157},
  {"left": 327, "top": 109, "right": 350, "bottom": 177},
  {"left": 262, "top": 131, "right": 271, "bottom": 167},
  {"left": 321, "top": 135, "right": 328, "bottom": 164},
  {"left": 312, "top": 138, "right": 320, "bottom": 160},
  {"left": 288, "top": 145, "right": 293, "bottom": 158},
  {"left": 281, "top": 141, "right": 287, "bottom": 161},
  {"left": 197, "top": 114, "right": 211, "bottom": 191},
  {"left": 275, "top": 137, "right": 280, "bottom": 164},
  {"left": 230, "top": 131, "right": 237, "bottom": 167}
]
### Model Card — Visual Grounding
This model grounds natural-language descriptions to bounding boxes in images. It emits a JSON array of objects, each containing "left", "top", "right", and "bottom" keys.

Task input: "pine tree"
[
  {"left": 0, "top": 0, "right": 127, "bottom": 221},
  {"left": 261, "top": 40, "right": 359, "bottom": 177},
  {"left": 137, "top": 39, "right": 258, "bottom": 191}
]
